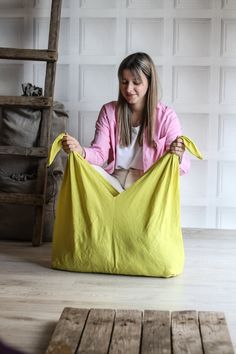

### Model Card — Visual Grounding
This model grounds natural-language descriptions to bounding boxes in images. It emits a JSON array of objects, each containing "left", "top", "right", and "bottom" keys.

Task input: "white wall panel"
[
  {"left": 0, "top": 64, "right": 24, "bottom": 95},
  {"left": 54, "top": 65, "right": 70, "bottom": 102},
  {"left": 0, "top": 18, "right": 24, "bottom": 48},
  {"left": 179, "top": 114, "right": 209, "bottom": 151},
  {"left": 221, "top": 20, "right": 236, "bottom": 56},
  {"left": 174, "top": 19, "right": 211, "bottom": 57},
  {"left": 181, "top": 206, "right": 207, "bottom": 228},
  {"left": 78, "top": 111, "right": 98, "bottom": 146},
  {"left": 174, "top": 0, "right": 212, "bottom": 9},
  {"left": 127, "top": 0, "right": 164, "bottom": 9},
  {"left": 80, "top": 18, "right": 116, "bottom": 55},
  {"left": 33, "top": 18, "right": 49, "bottom": 49},
  {"left": 218, "top": 115, "right": 236, "bottom": 152},
  {"left": 79, "top": 65, "right": 117, "bottom": 103},
  {"left": 34, "top": 18, "right": 70, "bottom": 54},
  {"left": 222, "top": 0, "right": 236, "bottom": 10},
  {"left": 33, "top": 63, "right": 46, "bottom": 91},
  {"left": 217, "top": 208, "right": 236, "bottom": 229},
  {"left": 127, "top": 18, "right": 163, "bottom": 55},
  {"left": 173, "top": 66, "right": 210, "bottom": 104},
  {"left": 217, "top": 162, "right": 236, "bottom": 198},
  {"left": 33, "top": 64, "right": 69, "bottom": 101},
  {"left": 180, "top": 160, "right": 208, "bottom": 199},
  {"left": 80, "top": 0, "right": 117, "bottom": 8},
  {"left": 220, "top": 67, "right": 236, "bottom": 104}
]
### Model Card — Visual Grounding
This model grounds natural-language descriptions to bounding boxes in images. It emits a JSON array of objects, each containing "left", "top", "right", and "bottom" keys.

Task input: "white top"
[{"left": 115, "top": 126, "right": 143, "bottom": 170}]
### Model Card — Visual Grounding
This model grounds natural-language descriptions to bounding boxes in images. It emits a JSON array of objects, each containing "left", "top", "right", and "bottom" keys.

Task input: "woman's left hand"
[{"left": 170, "top": 137, "right": 185, "bottom": 163}]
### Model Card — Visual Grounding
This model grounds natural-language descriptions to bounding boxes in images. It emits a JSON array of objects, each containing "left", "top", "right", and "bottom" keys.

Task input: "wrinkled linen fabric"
[{"left": 48, "top": 134, "right": 202, "bottom": 277}]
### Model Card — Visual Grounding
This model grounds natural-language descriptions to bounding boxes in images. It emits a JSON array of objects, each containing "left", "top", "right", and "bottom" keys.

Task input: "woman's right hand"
[{"left": 62, "top": 133, "right": 84, "bottom": 156}]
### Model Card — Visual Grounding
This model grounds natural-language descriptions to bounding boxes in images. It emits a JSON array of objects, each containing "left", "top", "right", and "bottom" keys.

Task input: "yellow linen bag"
[{"left": 48, "top": 135, "right": 202, "bottom": 277}]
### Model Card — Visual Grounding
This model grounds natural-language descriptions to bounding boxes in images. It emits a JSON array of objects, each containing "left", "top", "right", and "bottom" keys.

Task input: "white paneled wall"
[{"left": 0, "top": 0, "right": 235, "bottom": 229}]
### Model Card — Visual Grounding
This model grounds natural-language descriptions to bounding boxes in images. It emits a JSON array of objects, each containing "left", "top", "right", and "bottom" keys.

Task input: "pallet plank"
[
  {"left": 199, "top": 311, "right": 235, "bottom": 354},
  {"left": 141, "top": 310, "right": 171, "bottom": 354},
  {"left": 172, "top": 311, "right": 203, "bottom": 354},
  {"left": 109, "top": 310, "right": 142, "bottom": 354},
  {"left": 77, "top": 308, "right": 115, "bottom": 354},
  {"left": 46, "top": 307, "right": 89, "bottom": 354}
]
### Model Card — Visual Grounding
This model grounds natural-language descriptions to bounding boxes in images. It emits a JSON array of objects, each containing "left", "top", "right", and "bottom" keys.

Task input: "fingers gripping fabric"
[{"left": 48, "top": 134, "right": 203, "bottom": 277}]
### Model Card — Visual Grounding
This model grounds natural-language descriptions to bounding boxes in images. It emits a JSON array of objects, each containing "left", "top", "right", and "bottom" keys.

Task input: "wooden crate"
[{"left": 46, "top": 307, "right": 235, "bottom": 354}]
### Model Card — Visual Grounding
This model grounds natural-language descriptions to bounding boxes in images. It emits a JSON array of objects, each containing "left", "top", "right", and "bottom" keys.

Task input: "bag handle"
[
  {"left": 47, "top": 133, "right": 203, "bottom": 167},
  {"left": 181, "top": 136, "right": 203, "bottom": 160},
  {"left": 47, "top": 132, "right": 65, "bottom": 167}
]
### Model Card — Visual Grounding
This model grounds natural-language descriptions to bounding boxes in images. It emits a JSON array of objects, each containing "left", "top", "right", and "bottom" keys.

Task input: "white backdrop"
[{"left": 0, "top": 0, "right": 235, "bottom": 229}]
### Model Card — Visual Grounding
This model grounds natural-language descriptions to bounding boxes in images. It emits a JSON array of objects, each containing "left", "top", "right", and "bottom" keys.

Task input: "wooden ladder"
[{"left": 0, "top": 0, "right": 62, "bottom": 246}]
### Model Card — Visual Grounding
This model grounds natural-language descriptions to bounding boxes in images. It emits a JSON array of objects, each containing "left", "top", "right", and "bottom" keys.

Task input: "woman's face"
[{"left": 120, "top": 69, "right": 149, "bottom": 108}]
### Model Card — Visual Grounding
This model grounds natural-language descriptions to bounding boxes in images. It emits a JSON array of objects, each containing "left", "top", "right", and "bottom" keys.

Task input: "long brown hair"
[{"left": 117, "top": 52, "right": 158, "bottom": 146}]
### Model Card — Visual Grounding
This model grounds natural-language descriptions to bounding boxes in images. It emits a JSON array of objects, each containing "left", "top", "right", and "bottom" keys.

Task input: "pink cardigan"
[{"left": 84, "top": 101, "right": 190, "bottom": 175}]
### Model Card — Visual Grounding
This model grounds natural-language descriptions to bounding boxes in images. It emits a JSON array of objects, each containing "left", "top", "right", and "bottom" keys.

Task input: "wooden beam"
[
  {"left": 0, "top": 192, "right": 44, "bottom": 206},
  {"left": 0, "top": 96, "right": 52, "bottom": 108},
  {"left": 0, "top": 146, "right": 48, "bottom": 158},
  {"left": 0, "top": 47, "right": 57, "bottom": 61}
]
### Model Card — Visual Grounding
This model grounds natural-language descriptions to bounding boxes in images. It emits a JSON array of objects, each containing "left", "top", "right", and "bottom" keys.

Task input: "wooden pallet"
[
  {"left": 46, "top": 307, "right": 235, "bottom": 354},
  {"left": 0, "top": 0, "right": 62, "bottom": 246}
]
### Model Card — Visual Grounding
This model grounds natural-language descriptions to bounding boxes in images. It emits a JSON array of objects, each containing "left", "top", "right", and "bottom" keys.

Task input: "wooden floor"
[{"left": 0, "top": 228, "right": 236, "bottom": 354}]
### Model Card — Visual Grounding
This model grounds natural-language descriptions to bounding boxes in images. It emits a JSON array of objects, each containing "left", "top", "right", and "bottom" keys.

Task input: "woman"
[{"left": 62, "top": 52, "right": 190, "bottom": 191}]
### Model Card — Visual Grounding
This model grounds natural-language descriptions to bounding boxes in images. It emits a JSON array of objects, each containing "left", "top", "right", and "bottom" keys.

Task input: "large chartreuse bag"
[{"left": 48, "top": 134, "right": 202, "bottom": 277}]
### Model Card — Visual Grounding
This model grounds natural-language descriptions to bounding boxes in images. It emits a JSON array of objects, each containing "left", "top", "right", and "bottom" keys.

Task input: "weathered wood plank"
[
  {"left": 32, "top": 111, "right": 52, "bottom": 246},
  {"left": 32, "top": 0, "right": 62, "bottom": 246},
  {"left": 0, "top": 47, "right": 57, "bottom": 61},
  {"left": 77, "top": 308, "right": 115, "bottom": 354},
  {"left": 0, "top": 192, "right": 44, "bottom": 206},
  {"left": 172, "top": 311, "right": 203, "bottom": 354},
  {"left": 0, "top": 96, "right": 52, "bottom": 108},
  {"left": 0, "top": 146, "right": 48, "bottom": 157},
  {"left": 48, "top": 0, "right": 62, "bottom": 51},
  {"left": 46, "top": 307, "right": 89, "bottom": 354},
  {"left": 199, "top": 311, "right": 235, "bottom": 354},
  {"left": 141, "top": 310, "right": 171, "bottom": 354},
  {"left": 109, "top": 310, "right": 142, "bottom": 354}
]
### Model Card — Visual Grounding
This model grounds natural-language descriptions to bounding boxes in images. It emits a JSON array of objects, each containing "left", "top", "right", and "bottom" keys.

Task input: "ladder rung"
[
  {"left": 0, "top": 192, "right": 45, "bottom": 206},
  {"left": 0, "top": 96, "right": 52, "bottom": 108},
  {"left": 0, "top": 47, "right": 57, "bottom": 62},
  {"left": 0, "top": 146, "right": 48, "bottom": 158}
]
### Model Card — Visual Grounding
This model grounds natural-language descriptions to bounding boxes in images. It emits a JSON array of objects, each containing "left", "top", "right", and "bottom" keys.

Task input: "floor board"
[{"left": 0, "top": 228, "right": 236, "bottom": 354}]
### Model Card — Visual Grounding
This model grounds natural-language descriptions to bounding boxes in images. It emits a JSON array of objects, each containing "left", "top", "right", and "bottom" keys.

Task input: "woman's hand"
[
  {"left": 62, "top": 133, "right": 84, "bottom": 156},
  {"left": 170, "top": 137, "right": 185, "bottom": 163}
]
